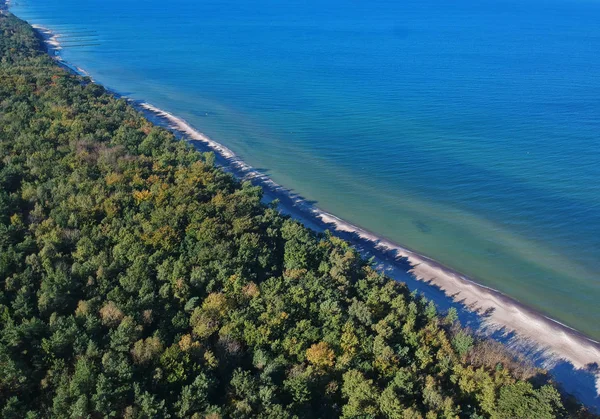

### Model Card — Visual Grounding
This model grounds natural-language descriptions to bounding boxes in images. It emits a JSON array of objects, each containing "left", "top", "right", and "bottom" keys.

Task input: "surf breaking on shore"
[{"left": 23, "top": 19, "right": 600, "bottom": 406}]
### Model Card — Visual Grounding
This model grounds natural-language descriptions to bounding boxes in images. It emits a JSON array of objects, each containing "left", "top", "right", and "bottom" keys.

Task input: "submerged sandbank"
[{"left": 26, "top": 21, "right": 600, "bottom": 408}]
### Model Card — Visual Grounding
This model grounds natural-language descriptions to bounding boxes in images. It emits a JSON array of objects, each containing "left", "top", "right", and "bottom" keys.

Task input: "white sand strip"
[
  {"left": 19, "top": 2, "right": 599, "bottom": 406},
  {"left": 25, "top": 21, "right": 600, "bottom": 400},
  {"left": 32, "top": 24, "right": 61, "bottom": 51},
  {"left": 138, "top": 102, "right": 600, "bottom": 397}
]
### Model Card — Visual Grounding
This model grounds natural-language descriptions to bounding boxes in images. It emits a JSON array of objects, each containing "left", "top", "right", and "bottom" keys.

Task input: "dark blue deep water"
[{"left": 10, "top": 0, "right": 600, "bottom": 339}]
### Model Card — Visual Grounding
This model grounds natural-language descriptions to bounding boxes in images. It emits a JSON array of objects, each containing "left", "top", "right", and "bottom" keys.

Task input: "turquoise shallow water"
[{"left": 10, "top": 0, "right": 600, "bottom": 339}]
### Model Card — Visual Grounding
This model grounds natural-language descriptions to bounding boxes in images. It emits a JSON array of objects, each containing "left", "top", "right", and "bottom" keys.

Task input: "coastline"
[
  {"left": 139, "top": 103, "right": 600, "bottom": 370},
  {"left": 23, "top": 18, "right": 600, "bottom": 407}
]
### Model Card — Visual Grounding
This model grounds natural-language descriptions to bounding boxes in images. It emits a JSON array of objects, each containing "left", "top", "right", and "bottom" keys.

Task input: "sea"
[{"left": 8, "top": 0, "right": 600, "bottom": 340}]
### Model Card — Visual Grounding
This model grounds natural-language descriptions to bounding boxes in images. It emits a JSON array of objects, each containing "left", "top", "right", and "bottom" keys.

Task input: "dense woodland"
[{"left": 0, "top": 11, "right": 595, "bottom": 418}]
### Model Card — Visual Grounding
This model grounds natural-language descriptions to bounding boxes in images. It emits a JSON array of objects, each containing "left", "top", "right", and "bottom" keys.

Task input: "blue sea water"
[{"left": 9, "top": 0, "right": 600, "bottom": 339}]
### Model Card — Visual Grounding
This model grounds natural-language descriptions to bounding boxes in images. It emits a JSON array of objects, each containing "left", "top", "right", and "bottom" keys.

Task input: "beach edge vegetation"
[{"left": 0, "top": 11, "right": 595, "bottom": 418}]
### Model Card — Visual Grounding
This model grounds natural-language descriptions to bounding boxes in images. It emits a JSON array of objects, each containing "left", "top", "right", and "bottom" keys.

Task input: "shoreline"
[
  {"left": 139, "top": 102, "right": 600, "bottom": 359},
  {"left": 22, "top": 17, "right": 600, "bottom": 407}
]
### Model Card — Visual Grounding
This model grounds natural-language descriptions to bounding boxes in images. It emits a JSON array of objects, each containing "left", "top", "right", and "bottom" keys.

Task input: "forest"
[{"left": 0, "top": 11, "right": 595, "bottom": 418}]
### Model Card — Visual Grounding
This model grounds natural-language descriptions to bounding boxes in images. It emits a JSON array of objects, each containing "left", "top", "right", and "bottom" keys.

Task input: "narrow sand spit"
[
  {"left": 138, "top": 103, "right": 600, "bottom": 398},
  {"left": 24, "top": 22, "right": 600, "bottom": 407}
]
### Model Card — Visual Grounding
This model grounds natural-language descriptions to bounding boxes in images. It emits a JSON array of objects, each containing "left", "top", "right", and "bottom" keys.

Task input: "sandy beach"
[
  {"left": 136, "top": 103, "right": 600, "bottom": 406},
  {"left": 27, "top": 22, "right": 600, "bottom": 409},
  {"left": 31, "top": 24, "right": 61, "bottom": 51}
]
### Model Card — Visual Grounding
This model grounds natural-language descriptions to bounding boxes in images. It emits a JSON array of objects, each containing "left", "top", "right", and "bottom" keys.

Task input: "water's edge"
[{"left": 16, "top": 16, "right": 600, "bottom": 409}]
